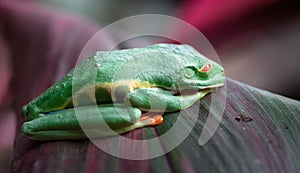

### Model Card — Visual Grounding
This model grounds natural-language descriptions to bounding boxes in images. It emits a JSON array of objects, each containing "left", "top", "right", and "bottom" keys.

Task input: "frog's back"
[
  {"left": 91, "top": 44, "right": 201, "bottom": 83},
  {"left": 91, "top": 48, "right": 141, "bottom": 83}
]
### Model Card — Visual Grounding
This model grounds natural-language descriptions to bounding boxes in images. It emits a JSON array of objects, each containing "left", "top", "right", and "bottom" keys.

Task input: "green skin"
[{"left": 21, "top": 44, "right": 225, "bottom": 141}]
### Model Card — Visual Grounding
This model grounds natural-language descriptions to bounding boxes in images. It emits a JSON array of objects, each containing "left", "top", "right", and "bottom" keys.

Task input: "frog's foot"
[
  {"left": 114, "top": 115, "right": 163, "bottom": 134},
  {"left": 136, "top": 115, "right": 163, "bottom": 127}
]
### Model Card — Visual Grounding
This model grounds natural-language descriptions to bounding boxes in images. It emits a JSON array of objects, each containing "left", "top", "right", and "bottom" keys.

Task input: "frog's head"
[
  {"left": 153, "top": 44, "right": 225, "bottom": 90},
  {"left": 136, "top": 44, "right": 225, "bottom": 91}
]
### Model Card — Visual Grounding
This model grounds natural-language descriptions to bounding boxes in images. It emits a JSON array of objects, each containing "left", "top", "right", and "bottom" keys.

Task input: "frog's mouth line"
[
  {"left": 174, "top": 83, "right": 224, "bottom": 96},
  {"left": 200, "top": 83, "right": 224, "bottom": 89}
]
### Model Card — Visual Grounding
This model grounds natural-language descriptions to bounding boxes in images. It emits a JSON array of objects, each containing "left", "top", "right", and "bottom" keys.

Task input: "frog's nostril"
[
  {"left": 21, "top": 106, "right": 27, "bottom": 116},
  {"left": 21, "top": 106, "right": 31, "bottom": 119}
]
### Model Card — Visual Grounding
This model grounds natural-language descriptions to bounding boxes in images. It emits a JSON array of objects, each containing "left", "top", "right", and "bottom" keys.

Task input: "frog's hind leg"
[
  {"left": 21, "top": 104, "right": 163, "bottom": 141},
  {"left": 21, "top": 104, "right": 140, "bottom": 140}
]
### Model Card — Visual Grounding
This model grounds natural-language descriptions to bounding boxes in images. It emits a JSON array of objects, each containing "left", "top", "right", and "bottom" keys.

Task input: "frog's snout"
[{"left": 21, "top": 105, "right": 39, "bottom": 121}]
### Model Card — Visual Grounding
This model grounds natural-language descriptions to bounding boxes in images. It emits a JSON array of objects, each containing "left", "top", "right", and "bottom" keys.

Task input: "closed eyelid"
[{"left": 198, "top": 63, "right": 211, "bottom": 73}]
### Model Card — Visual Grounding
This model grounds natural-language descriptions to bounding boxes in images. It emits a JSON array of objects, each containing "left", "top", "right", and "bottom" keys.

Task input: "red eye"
[{"left": 198, "top": 63, "right": 211, "bottom": 73}]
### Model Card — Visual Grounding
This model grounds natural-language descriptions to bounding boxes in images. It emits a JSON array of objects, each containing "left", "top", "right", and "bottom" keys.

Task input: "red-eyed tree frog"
[{"left": 21, "top": 44, "right": 225, "bottom": 140}]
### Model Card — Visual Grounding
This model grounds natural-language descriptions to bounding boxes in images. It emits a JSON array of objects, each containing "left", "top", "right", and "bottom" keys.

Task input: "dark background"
[{"left": 0, "top": 0, "right": 299, "bottom": 172}]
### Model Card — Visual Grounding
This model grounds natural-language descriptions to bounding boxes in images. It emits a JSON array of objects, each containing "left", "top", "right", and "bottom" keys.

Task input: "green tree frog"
[{"left": 21, "top": 44, "right": 225, "bottom": 141}]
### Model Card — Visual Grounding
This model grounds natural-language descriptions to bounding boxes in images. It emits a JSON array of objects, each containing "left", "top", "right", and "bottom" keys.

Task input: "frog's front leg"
[
  {"left": 21, "top": 104, "right": 162, "bottom": 141},
  {"left": 126, "top": 88, "right": 211, "bottom": 112}
]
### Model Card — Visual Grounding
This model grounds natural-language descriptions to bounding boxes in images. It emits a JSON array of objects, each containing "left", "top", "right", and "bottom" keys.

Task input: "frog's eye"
[{"left": 198, "top": 63, "right": 211, "bottom": 73}]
